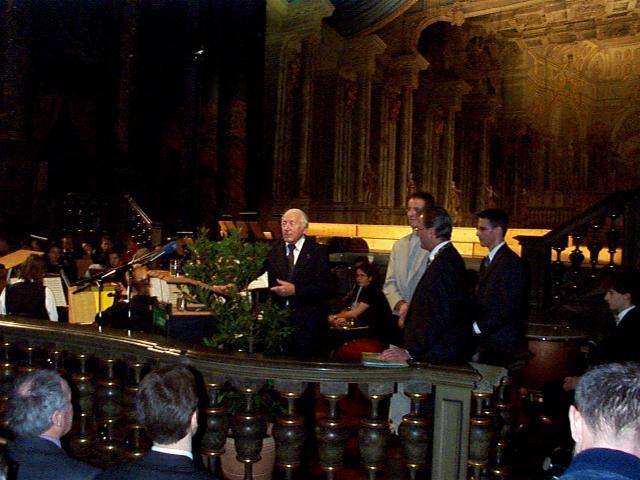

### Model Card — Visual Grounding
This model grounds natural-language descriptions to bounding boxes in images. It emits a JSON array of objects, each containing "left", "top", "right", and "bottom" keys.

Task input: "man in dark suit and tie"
[
  {"left": 380, "top": 207, "right": 471, "bottom": 363},
  {"left": 266, "top": 208, "right": 331, "bottom": 357},
  {"left": 97, "top": 366, "right": 215, "bottom": 480},
  {"left": 473, "top": 208, "right": 528, "bottom": 367},
  {"left": 6, "top": 369, "right": 100, "bottom": 480}
]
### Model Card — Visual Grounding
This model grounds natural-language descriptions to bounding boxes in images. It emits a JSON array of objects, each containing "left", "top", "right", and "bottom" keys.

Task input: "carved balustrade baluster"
[
  {"left": 96, "top": 359, "right": 124, "bottom": 464},
  {"left": 123, "top": 362, "right": 148, "bottom": 460},
  {"left": 398, "top": 383, "right": 432, "bottom": 480},
  {"left": 568, "top": 233, "right": 585, "bottom": 291},
  {"left": 468, "top": 390, "right": 494, "bottom": 478},
  {"left": 18, "top": 346, "right": 36, "bottom": 374},
  {"left": 123, "top": 362, "right": 142, "bottom": 424},
  {"left": 358, "top": 383, "right": 393, "bottom": 479},
  {"left": 550, "top": 238, "right": 567, "bottom": 303},
  {"left": 201, "top": 381, "right": 230, "bottom": 475},
  {"left": 606, "top": 213, "right": 621, "bottom": 270},
  {"left": 69, "top": 354, "right": 96, "bottom": 459},
  {"left": 587, "top": 221, "right": 603, "bottom": 278},
  {"left": 0, "top": 342, "right": 15, "bottom": 396},
  {"left": 317, "top": 382, "right": 349, "bottom": 480},
  {"left": 0, "top": 342, "right": 15, "bottom": 426},
  {"left": 467, "top": 460, "right": 487, "bottom": 480},
  {"left": 272, "top": 380, "right": 306, "bottom": 480},
  {"left": 50, "top": 350, "right": 66, "bottom": 375},
  {"left": 230, "top": 380, "right": 267, "bottom": 480}
]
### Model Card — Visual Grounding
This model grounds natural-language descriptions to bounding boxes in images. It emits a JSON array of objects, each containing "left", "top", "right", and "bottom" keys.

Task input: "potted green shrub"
[{"left": 180, "top": 229, "right": 292, "bottom": 354}]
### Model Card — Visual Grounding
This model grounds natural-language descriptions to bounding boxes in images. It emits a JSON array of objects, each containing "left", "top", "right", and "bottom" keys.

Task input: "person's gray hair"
[
  {"left": 6, "top": 369, "right": 68, "bottom": 437},
  {"left": 420, "top": 206, "right": 453, "bottom": 240},
  {"left": 283, "top": 208, "right": 309, "bottom": 228},
  {"left": 575, "top": 362, "right": 640, "bottom": 444}
]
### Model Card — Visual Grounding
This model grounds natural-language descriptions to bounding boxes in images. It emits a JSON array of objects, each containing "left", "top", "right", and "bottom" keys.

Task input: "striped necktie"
[{"left": 287, "top": 244, "right": 296, "bottom": 279}]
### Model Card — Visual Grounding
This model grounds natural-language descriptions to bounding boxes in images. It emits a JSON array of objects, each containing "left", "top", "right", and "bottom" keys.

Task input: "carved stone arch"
[{"left": 411, "top": 14, "right": 465, "bottom": 48}]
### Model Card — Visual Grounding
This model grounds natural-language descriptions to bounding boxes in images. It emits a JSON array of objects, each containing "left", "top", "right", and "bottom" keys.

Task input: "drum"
[{"left": 521, "top": 323, "right": 587, "bottom": 389}]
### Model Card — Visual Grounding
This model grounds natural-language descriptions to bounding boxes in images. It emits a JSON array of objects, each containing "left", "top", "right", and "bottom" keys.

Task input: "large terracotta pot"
[{"left": 221, "top": 435, "right": 276, "bottom": 480}]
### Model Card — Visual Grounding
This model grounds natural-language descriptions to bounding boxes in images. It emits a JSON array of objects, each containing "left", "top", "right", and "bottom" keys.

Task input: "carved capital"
[
  {"left": 341, "top": 35, "right": 387, "bottom": 77},
  {"left": 428, "top": 80, "right": 472, "bottom": 111},
  {"left": 387, "top": 53, "right": 430, "bottom": 90}
]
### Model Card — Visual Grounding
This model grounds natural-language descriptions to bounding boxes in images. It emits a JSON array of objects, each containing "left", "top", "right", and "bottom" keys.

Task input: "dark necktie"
[
  {"left": 287, "top": 244, "right": 296, "bottom": 279},
  {"left": 480, "top": 255, "right": 491, "bottom": 272}
]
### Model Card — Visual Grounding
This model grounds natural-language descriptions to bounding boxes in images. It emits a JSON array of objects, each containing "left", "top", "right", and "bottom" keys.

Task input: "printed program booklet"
[{"left": 361, "top": 352, "right": 409, "bottom": 368}]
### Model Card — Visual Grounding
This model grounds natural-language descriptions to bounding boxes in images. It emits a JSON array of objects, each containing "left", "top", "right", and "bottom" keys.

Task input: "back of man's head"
[
  {"left": 476, "top": 209, "right": 509, "bottom": 237},
  {"left": 6, "top": 369, "right": 67, "bottom": 437},
  {"left": 421, "top": 206, "right": 453, "bottom": 240},
  {"left": 574, "top": 362, "right": 640, "bottom": 451},
  {"left": 136, "top": 366, "right": 198, "bottom": 445}
]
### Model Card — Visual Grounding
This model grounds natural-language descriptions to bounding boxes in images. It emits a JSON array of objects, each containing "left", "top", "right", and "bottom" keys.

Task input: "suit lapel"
[{"left": 480, "top": 244, "right": 507, "bottom": 281}]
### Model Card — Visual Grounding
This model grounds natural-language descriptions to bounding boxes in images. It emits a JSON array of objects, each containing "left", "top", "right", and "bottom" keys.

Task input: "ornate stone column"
[
  {"left": 377, "top": 85, "right": 401, "bottom": 209},
  {"left": 421, "top": 80, "right": 469, "bottom": 205},
  {"left": 388, "top": 54, "right": 428, "bottom": 207},
  {"left": 376, "top": 54, "right": 428, "bottom": 209},
  {"left": 264, "top": 0, "right": 334, "bottom": 203},
  {"left": 337, "top": 35, "right": 386, "bottom": 205}
]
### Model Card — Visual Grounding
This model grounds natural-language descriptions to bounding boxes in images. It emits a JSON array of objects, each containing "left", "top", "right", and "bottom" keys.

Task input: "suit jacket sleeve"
[{"left": 383, "top": 242, "right": 403, "bottom": 313}]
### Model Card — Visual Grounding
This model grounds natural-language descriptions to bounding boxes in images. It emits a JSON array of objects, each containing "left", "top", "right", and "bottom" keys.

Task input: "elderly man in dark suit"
[
  {"left": 266, "top": 208, "right": 331, "bottom": 357},
  {"left": 6, "top": 369, "right": 100, "bottom": 480},
  {"left": 473, "top": 208, "right": 528, "bottom": 367},
  {"left": 97, "top": 366, "right": 215, "bottom": 480},
  {"left": 380, "top": 207, "right": 471, "bottom": 363}
]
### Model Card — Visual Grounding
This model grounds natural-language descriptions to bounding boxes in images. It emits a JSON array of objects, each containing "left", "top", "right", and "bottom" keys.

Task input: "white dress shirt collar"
[
  {"left": 428, "top": 240, "right": 451, "bottom": 263},
  {"left": 151, "top": 445, "right": 193, "bottom": 460},
  {"left": 487, "top": 241, "right": 506, "bottom": 263},
  {"left": 616, "top": 305, "right": 636, "bottom": 326}
]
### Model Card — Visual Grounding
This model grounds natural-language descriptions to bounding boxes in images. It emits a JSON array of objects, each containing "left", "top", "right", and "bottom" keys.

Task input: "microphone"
[{"left": 135, "top": 241, "right": 178, "bottom": 266}]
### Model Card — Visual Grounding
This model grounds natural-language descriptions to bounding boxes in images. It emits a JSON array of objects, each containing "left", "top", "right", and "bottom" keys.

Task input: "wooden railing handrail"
[{"left": 0, "top": 316, "right": 478, "bottom": 386}]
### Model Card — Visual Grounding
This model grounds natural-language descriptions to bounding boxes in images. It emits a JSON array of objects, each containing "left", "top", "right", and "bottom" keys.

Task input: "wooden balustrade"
[
  {"left": 0, "top": 316, "right": 478, "bottom": 479},
  {"left": 517, "top": 188, "right": 640, "bottom": 321}
]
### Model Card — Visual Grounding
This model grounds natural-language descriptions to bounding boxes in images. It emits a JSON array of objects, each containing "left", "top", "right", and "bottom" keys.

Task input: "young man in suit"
[
  {"left": 97, "top": 366, "right": 215, "bottom": 480},
  {"left": 473, "top": 208, "right": 528, "bottom": 366},
  {"left": 380, "top": 207, "right": 471, "bottom": 363},
  {"left": 266, "top": 208, "right": 331, "bottom": 357},
  {"left": 562, "top": 271, "right": 640, "bottom": 391},
  {"left": 6, "top": 369, "right": 100, "bottom": 480}
]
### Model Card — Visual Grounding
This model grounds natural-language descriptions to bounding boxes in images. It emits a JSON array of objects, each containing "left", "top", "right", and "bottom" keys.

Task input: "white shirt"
[
  {"left": 285, "top": 236, "right": 306, "bottom": 265},
  {"left": 428, "top": 240, "right": 451, "bottom": 264},
  {"left": 616, "top": 305, "right": 636, "bottom": 326},
  {"left": 486, "top": 241, "right": 506, "bottom": 264},
  {"left": 0, "top": 280, "right": 58, "bottom": 321},
  {"left": 151, "top": 445, "right": 193, "bottom": 460}
]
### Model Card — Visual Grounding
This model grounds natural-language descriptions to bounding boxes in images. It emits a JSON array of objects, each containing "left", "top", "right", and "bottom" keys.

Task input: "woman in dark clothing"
[
  {"left": 328, "top": 262, "right": 391, "bottom": 344},
  {"left": 0, "top": 254, "right": 58, "bottom": 321}
]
